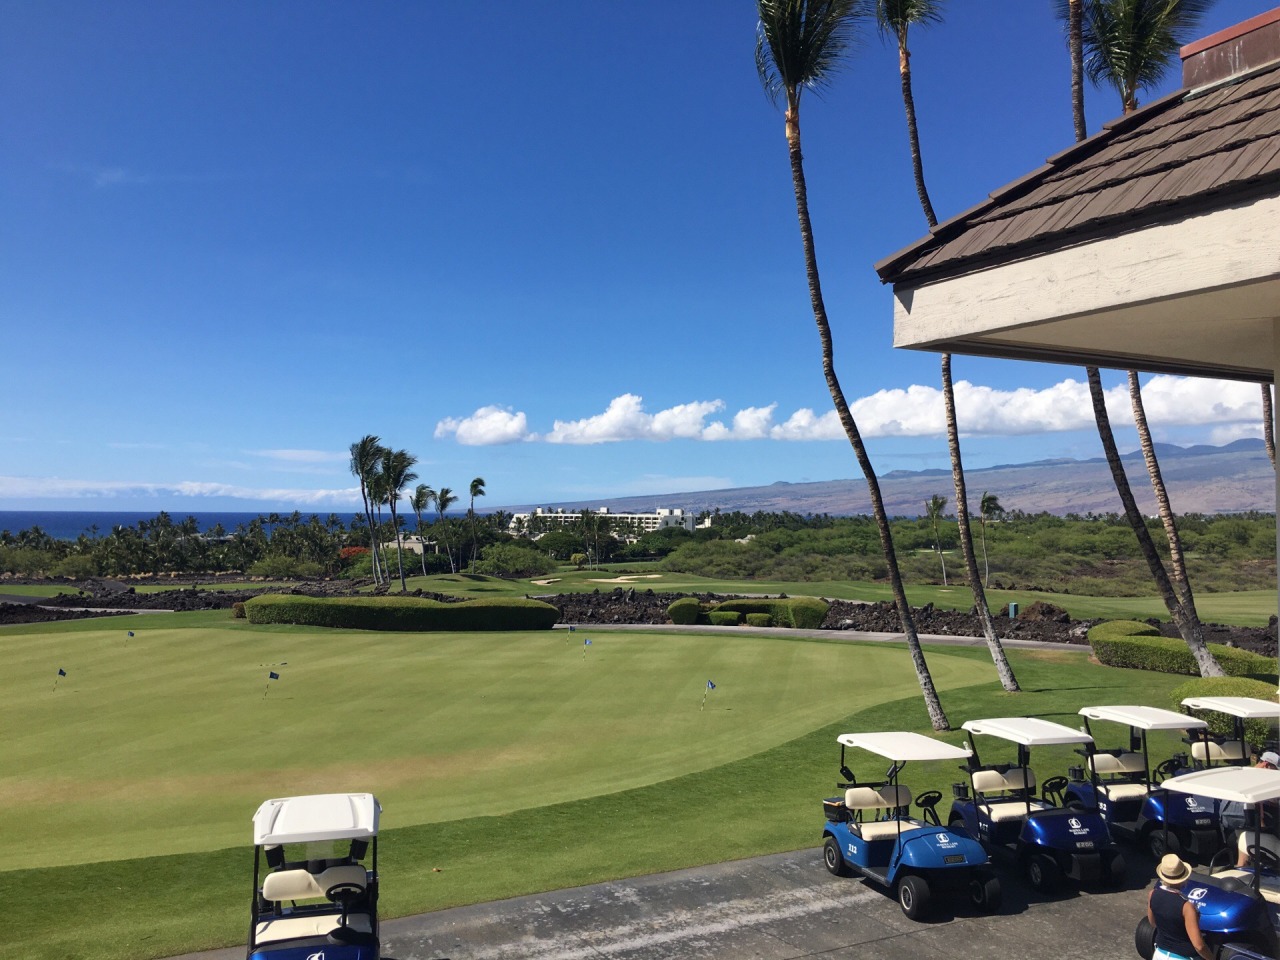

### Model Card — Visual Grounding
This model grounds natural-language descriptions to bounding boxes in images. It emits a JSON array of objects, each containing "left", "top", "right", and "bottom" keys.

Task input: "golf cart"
[
  {"left": 1181, "top": 697, "right": 1280, "bottom": 771},
  {"left": 1067, "top": 705, "right": 1221, "bottom": 863},
  {"left": 248, "top": 793, "right": 382, "bottom": 960},
  {"left": 822, "top": 731, "right": 1000, "bottom": 919},
  {"left": 1134, "top": 767, "right": 1280, "bottom": 960},
  {"left": 949, "top": 716, "right": 1125, "bottom": 891}
]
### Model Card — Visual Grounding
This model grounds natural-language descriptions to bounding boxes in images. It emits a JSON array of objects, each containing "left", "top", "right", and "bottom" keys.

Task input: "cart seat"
[
  {"left": 1088, "top": 752, "right": 1149, "bottom": 801},
  {"left": 1191, "top": 740, "right": 1245, "bottom": 764},
  {"left": 261, "top": 865, "right": 367, "bottom": 903},
  {"left": 972, "top": 767, "right": 1051, "bottom": 822},
  {"left": 1097, "top": 782, "right": 1149, "bottom": 801},
  {"left": 255, "top": 912, "right": 373, "bottom": 945},
  {"left": 1212, "top": 869, "right": 1280, "bottom": 905},
  {"left": 844, "top": 785, "right": 924, "bottom": 840}
]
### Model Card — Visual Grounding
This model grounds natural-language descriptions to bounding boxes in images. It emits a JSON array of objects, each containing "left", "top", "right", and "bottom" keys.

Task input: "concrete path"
[{"left": 169, "top": 848, "right": 1152, "bottom": 960}]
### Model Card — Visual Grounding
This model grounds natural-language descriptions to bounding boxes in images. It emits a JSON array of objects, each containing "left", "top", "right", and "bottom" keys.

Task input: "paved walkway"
[{"left": 168, "top": 848, "right": 1152, "bottom": 960}]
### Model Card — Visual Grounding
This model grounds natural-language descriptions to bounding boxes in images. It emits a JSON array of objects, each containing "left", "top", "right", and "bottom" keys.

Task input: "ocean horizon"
[{"left": 0, "top": 510, "right": 366, "bottom": 540}]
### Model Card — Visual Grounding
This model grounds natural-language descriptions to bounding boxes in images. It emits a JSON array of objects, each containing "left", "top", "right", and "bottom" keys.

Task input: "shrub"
[
  {"left": 1088, "top": 620, "right": 1161, "bottom": 642},
  {"left": 745, "top": 613, "right": 772, "bottom": 627},
  {"left": 714, "top": 597, "right": 829, "bottom": 629},
  {"left": 232, "top": 602, "right": 246, "bottom": 620},
  {"left": 709, "top": 610, "right": 741, "bottom": 626},
  {"left": 1089, "top": 622, "right": 1272, "bottom": 678},
  {"left": 468, "top": 543, "right": 557, "bottom": 578},
  {"left": 243, "top": 594, "right": 559, "bottom": 631},
  {"left": 51, "top": 554, "right": 98, "bottom": 579},
  {"left": 667, "top": 597, "right": 703, "bottom": 625},
  {"left": 247, "top": 556, "right": 322, "bottom": 579},
  {"left": 1168, "top": 676, "right": 1279, "bottom": 745}
]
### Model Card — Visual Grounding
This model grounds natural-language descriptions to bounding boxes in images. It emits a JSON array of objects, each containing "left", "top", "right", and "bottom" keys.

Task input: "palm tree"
[
  {"left": 877, "top": 0, "right": 1019, "bottom": 690},
  {"left": 1067, "top": 0, "right": 1086, "bottom": 141},
  {"left": 925, "top": 493, "right": 948, "bottom": 585},
  {"left": 380, "top": 448, "right": 418, "bottom": 591},
  {"left": 1060, "top": 0, "right": 1222, "bottom": 676},
  {"left": 978, "top": 491, "right": 1002, "bottom": 587},
  {"left": 1263, "top": 384, "right": 1276, "bottom": 469},
  {"left": 756, "top": 0, "right": 948, "bottom": 730},
  {"left": 349, "top": 435, "right": 386, "bottom": 585},
  {"left": 435, "top": 486, "right": 459, "bottom": 573},
  {"left": 468, "top": 476, "right": 486, "bottom": 567},
  {"left": 410, "top": 483, "right": 436, "bottom": 576}
]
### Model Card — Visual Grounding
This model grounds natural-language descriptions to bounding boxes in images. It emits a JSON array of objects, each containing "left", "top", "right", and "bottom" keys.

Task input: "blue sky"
[{"left": 2, "top": 1, "right": 1274, "bottom": 513}]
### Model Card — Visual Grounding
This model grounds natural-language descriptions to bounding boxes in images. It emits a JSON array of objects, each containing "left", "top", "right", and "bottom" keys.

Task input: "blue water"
[{"left": 0, "top": 511, "right": 364, "bottom": 540}]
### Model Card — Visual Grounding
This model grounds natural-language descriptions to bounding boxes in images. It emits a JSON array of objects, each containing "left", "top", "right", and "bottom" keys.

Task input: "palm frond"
[
  {"left": 874, "top": 0, "right": 944, "bottom": 36},
  {"left": 1078, "top": 0, "right": 1217, "bottom": 105},
  {"left": 755, "top": 0, "right": 870, "bottom": 104}
]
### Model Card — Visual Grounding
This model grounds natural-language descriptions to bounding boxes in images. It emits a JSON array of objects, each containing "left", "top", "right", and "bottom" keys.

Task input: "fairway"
[{"left": 2, "top": 613, "right": 996, "bottom": 872}]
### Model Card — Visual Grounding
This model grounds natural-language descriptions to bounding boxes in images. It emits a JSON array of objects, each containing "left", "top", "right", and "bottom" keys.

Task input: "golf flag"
[
  {"left": 127, "top": 631, "right": 134, "bottom": 637},
  {"left": 582, "top": 637, "right": 591, "bottom": 661},
  {"left": 58, "top": 668, "right": 67, "bottom": 677},
  {"left": 569, "top": 625, "right": 575, "bottom": 632},
  {"left": 264, "top": 670, "right": 280, "bottom": 699},
  {"left": 701, "top": 678, "right": 716, "bottom": 711},
  {"left": 54, "top": 667, "right": 66, "bottom": 692},
  {"left": 706, "top": 680, "right": 716, "bottom": 690}
]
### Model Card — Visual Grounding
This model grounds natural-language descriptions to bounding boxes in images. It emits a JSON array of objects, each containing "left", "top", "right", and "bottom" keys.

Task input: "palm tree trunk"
[
  {"left": 1087, "top": 367, "right": 1223, "bottom": 677},
  {"left": 1069, "top": 0, "right": 1086, "bottom": 141},
  {"left": 359, "top": 488, "right": 381, "bottom": 586},
  {"left": 897, "top": 36, "right": 936, "bottom": 229},
  {"left": 785, "top": 101, "right": 948, "bottom": 731},
  {"left": 1263, "top": 383, "right": 1276, "bottom": 469},
  {"left": 943, "top": 354, "right": 1019, "bottom": 691}
]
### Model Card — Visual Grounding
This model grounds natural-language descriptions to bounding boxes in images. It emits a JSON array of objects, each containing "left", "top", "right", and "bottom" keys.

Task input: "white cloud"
[
  {"left": 434, "top": 406, "right": 531, "bottom": 445},
  {"left": 248, "top": 448, "right": 348, "bottom": 463},
  {"left": 0, "top": 476, "right": 360, "bottom": 506},
  {"left": 434, "top": 376, "right": 1267, "bottom": 447},
  {"left": 1208, "top": 423, "right": 1264, "bottom": 445}
]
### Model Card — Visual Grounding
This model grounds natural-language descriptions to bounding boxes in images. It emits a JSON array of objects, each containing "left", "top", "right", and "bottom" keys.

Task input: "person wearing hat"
[
  {"left": 1236, "top": 750, "right": 1280, "bottom": 867},
  {"left": 1146, "top": 854, "right": 1212, "bottom": 960}
]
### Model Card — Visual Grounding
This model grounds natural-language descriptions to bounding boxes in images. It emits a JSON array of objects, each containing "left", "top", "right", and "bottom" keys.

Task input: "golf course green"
[{"left": 0, "top": 608, "right": 1202, "bottom": 959}]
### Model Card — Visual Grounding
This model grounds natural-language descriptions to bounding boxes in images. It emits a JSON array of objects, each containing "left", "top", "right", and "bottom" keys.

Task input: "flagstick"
[
  {"left": 701, "top": 687, "right": 708, "bottom": 712},
  {"left": 263, "top": 681, "right": 271, "bottom": 700}
]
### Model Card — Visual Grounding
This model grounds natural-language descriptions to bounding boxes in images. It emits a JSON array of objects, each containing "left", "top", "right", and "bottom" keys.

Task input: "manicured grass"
[{"left": 0, "top": 621, "right": 1188, "bottom": 960}]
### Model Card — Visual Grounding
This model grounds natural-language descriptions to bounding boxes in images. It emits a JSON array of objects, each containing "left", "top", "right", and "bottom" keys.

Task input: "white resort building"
[{"left": 509, "top": 507, "right": 696, "bottom": 541}]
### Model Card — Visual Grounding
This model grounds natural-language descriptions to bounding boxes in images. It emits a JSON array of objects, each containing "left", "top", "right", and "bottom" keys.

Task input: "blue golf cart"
[
  {"left": 1134, "top": 766, "right": 1280, "bottom": 960},
  {"left": 948, "top": 716, "right": 1125, "bottom": 891},
  {"left": 1067, "top": 704, "right": 1221, "bottom": 863},
  {"left": 248, "top": 793, "right": 382, "bottom": 960},
  {"left": 822, "top": 731, "right": 999, "bottom": 919}
]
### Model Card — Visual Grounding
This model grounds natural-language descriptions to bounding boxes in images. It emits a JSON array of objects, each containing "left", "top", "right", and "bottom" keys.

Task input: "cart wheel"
[
  {"left": 823, "top": 836, "right": 852, "bottom": 877},
  {"left": 1133, "top": 916, "right": 1156, "bottom": 960},
  {"left": 1103, "top": 850, "right": 1127, "bottom": 886},
  {"left": 1025, "top": 852, "right": 1061, "bottom": 892},
  {"left": 896, "top": 874, "right": 931, "bottom": 920},
  {"left": 968, "top": 870, "right": 1001, "bottom": 913}
]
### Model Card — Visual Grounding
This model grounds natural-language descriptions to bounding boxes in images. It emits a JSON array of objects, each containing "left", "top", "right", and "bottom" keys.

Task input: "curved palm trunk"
[
  {"left": 897, "top": 34, "right": 936, "bottom": 229},
  {"left": 1263, "top": 383, "right": 1276, "bottom": 469},
  {"left": 1088, "top": 368, "right": 1223, "bottom": 677},
  {"left": 388, "top": 502, "right": 407, "bottom": 591},
  {"left": 784, "top": 100, "right": 948, "bottom": 731},
  {"left": 1069, "top": 0, "right": 1086, "bottom": 141},
  {"left": 358, "top": 486, "right": 382, "bottom": 586},
  {"left": 943, "top": 355, "right": 1020, "bottom": 691}
]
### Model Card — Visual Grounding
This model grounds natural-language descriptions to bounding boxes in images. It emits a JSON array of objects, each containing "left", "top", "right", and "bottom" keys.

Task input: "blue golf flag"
[
  {"left": 127, "top": 631, "right": 134, "bottom": 637},
  {"left": 58, "top": 668, "right": 66, "bottom": 677},
  {"left": 268, "top": 671, "right": 280, "bottom": 680},
  {"left": 584, "top": 638, "right": 591, "bottom": 645},
  {"left": 569, "top": 625, "right": 575, "bottom": 632},
  {"left": 706, "top": 680, "right": 716, "bottom": 690}
]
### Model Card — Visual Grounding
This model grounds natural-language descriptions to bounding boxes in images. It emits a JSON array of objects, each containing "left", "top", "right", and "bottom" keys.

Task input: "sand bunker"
[
  {"left": 585, "top": 574, "right": 664, "bottom": 584},
  {"left": 530, "top": 578, "right": 562, "bottom": 586}
]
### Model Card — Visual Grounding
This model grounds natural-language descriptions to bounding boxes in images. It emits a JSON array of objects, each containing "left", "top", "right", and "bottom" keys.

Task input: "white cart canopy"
[
  {"left": 1080, "top": 705, "right": 1208, "bottom": 732},
  {"left": 253, "top": 793, "right": 381, "bottom": 846},
  {"left": 837, "top": 731, "right": 971, "bottom": 763},
  {"left": 1181, "top": 697, "right": 1280, "bottom": 720},
  {"left": 962, "top": 717, "right": 1092, "bottom": 747},
  {"left": 1162, "top": 767, "right": 1280, "bottom": 806}
]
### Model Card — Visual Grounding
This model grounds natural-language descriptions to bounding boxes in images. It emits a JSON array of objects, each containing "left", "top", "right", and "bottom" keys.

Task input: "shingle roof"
[{"left": 875, "top": 61, "right": 1280, "bottom": 286}]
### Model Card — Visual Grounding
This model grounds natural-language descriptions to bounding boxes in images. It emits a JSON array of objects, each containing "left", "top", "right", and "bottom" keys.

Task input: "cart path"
[{"left": 166, "top": 848, "right": 1152, "bottom": 960}]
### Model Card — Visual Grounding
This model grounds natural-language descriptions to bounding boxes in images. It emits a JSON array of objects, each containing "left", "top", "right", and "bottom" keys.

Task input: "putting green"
[{"left": 2, "top": 617, "right": 993, "bottom": 871}]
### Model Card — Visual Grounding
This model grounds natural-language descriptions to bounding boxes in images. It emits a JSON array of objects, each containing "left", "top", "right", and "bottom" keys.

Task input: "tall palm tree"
[
  {"left": 349, "top": 435, "right": 386, "bottom": 585},
  {"left": 756, "top": 0, "right": 948, "bottom": 730},
  {"left": 978, "top": 491, "right": 1002, "bottom": 587},
  {"left": 468, "top": 476, "right": 486, "bottom": 567},
  {"left": 1059, "top": 0, "right": 1221, "bottom": 676},
  {"left": 410, "top": 483, "right": 436, "bottom": 576},
  {"left": 435, "top": 486, "right": 459, "bottom": 573},
  {"left": 877, "top": 0, "right": 1019, "bottom": 690},
  {"left": 380, "top": 448, "right": 418, "bottom": 591},
  {"left": 925, "top": 493, "right": 948, "bottom": 585},
  {"left": 1263, "top": 384, "right": 1276, "bottom": 469},
  {"left": 1067, "top": 0, "right": 1086, "bottom": 141}
]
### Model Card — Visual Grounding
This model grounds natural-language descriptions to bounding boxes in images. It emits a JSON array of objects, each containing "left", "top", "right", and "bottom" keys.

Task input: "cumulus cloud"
[
  {"left": 433, "top": 376, "right": 1266, "bottom": 446},
  {"left": 434, "top": 405, "right": 531, "bottom": 445}
]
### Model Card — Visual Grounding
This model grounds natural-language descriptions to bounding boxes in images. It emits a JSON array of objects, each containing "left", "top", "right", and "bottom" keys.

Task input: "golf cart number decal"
[{"left": 847, "top": 842, "right": 858, "bottom": 858}]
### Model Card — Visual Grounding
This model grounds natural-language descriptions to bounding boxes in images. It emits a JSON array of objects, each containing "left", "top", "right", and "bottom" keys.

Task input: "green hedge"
[
  {"left": 1168, "top": 676, "right": 1280, "bottom": 745},
  {"left": 244, "top": 594, "right": 559, "bottom": 631},
  {"left": 1088, "top": 620, "right": 1161, "bottom": 642},
  {"left": 714, "top": 597, "right": 829, "bottom": 629},
  {"left": 1089, "top": 622, "right": 1272, "bottom": 678},
  {"left": 667, "top": 597, "right": 703, "bottom": 625},
  {"left": 745, "top": 613, "right": 772, "bottom": 628},
  {"left": 708, "top": 610, "right": 741, "bottom": 626}
]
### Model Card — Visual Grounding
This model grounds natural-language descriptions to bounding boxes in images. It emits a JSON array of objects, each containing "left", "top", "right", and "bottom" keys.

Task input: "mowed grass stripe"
[{"left": 2, "top": 616, "right": 993, "bottom": 872}]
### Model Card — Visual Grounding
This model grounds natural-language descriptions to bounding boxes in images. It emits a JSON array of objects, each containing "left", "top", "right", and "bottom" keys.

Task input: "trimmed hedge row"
[
  {"left": 664, "top": 596, "right": 829, "bottom": 629},
  {"left": 1168, "top": 676, "right": 1280, "bottom": 745},
  {"left": 243, "top": 594, "right": 559, "bottom": 631},
  {"left": 1088, "top": 621, "right": 1272, "bottom": 678}
]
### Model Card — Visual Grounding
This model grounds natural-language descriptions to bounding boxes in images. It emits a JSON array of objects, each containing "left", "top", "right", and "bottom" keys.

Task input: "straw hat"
[{"left": 1157, "top": 853, "right": 1191, "bottom": 885}]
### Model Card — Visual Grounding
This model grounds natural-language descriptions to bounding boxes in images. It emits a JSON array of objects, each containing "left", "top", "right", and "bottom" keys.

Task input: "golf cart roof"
[
  {"left": 1181, "top": 696, "right": 1280, "bottom": 719},
  {"left": 253, "top": 793, "right": 381, "bottom": 846},
  {"left": 836, "top": 731, "right": 971, "bottom": 762},
  {"left": 1162, "top": 767, "right": 1280, "bottom": 805},
  {"left": 1079, "top": 705, "right": 1208, "bottom": 731},
  {"left": 961, "top": 716, "right": 1093, "bottom": 746}
]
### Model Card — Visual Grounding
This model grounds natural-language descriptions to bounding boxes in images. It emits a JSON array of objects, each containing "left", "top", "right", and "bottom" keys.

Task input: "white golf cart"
[
  {"left": 249, "top": 793, "right": 382, "bottom": 960},
  {"left": 1181, "top": 697, "right": 1280, "bottom": 770},
  {"left": 1134, "top": 766, "right": 1280, "bottom": 960}
]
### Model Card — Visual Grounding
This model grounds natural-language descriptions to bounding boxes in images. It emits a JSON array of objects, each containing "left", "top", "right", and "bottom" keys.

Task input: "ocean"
[{"left": 0, "top": 511, "right": 364, "bottom": 540}]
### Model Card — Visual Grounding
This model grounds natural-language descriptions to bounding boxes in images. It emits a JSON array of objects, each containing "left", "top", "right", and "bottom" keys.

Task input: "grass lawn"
[{"left": 0, "top": 609, "right": 1196, "bottom": 960}]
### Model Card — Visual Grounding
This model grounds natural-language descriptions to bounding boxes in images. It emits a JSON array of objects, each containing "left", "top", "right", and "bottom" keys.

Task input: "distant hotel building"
[{"left": 510, "top": 507, "right": 696, "bottom": 541}]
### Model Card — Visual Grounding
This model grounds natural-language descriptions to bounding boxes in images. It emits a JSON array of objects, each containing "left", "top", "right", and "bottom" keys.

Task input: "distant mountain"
[{"left": 501, "top": 439, "right": 1276, "bottom": 518}]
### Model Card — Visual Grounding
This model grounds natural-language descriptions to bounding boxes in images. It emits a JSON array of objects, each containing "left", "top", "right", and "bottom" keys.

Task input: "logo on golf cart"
[
  {"left": 1069, "top": 817, "right": 1082, "bottom": 830},
  {"left": 306, "top": 952, "right": 327, "bottom": 960},
  {"left": 1187, "top": 887, "right": 1208, "bottom": 902},
  {"left": 1185, "top": 797, "right": 1206, "bottom": 812},
  {"left": 936, "top": 833, "right": 956, "bottom": 847}
]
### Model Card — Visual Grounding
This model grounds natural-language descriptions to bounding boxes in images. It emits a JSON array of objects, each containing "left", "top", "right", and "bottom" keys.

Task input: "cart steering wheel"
[
  {"left": 914, "top": 790, "right": 942, "bottom": 825},
  {"left": 1041, "top": 776, "right": 1068, "bottom": 806},
  {"left": 1152, "top": 758, "right": 1182, "bottom": 784},
  {"left": 325, "top": 882, "right": 365, "bottom": 907},
  {"left": 1247, "top": 845, "right": 1280, "bottom": 872}
]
